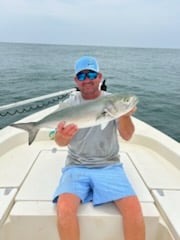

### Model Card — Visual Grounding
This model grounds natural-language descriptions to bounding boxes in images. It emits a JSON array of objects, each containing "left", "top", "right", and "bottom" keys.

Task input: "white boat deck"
[{"left": 0, "top": 115, "right": 180, "bottom": 240}]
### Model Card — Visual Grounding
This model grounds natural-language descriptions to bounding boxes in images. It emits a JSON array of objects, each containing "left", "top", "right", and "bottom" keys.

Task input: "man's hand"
[
  {"left": 118, "top": 106, "right": 137, "bottom": 141},
  {"left": 55, "top": 121, "right": 78, "bottom": 146}
]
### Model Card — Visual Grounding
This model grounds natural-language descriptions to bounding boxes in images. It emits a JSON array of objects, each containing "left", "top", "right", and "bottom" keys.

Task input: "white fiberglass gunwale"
[{"left": 0, "top": 91, "right": 179, "bottom": 240}]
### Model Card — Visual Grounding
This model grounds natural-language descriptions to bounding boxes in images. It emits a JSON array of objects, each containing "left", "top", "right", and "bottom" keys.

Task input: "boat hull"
[{"left": 0, "top": 106, "right": 179, "bottom": 240}]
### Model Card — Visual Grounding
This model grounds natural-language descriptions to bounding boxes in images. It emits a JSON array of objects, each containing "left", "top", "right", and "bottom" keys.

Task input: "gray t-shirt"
[{"left": 64, "top": 91, "right": 120, "bottom": 167}]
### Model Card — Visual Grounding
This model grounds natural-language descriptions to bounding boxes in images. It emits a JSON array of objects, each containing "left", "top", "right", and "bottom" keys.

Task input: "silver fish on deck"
[{"left": 10, "top": 93, "right": 138, "bottom": 145}]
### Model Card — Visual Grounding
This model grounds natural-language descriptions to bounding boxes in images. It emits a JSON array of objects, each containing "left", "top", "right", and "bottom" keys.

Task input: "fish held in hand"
[{"left": 10, "top": 93, "right": 138, "bottom": 145}]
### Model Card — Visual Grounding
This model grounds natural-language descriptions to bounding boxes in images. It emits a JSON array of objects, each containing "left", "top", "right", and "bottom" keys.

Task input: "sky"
[{"left": 0, "top": 0, "right": 180, "bottom": 49}]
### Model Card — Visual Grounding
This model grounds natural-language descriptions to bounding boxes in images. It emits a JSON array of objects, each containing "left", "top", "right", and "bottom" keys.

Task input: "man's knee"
[
  {"left": 114, "top": 196, "right": 143, "bottom": 217},
  {"left": 56, "top": 193, "right": 80, "bottom": 220}
]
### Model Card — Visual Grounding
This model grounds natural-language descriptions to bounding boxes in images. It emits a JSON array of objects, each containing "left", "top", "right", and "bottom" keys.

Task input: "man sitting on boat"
[{"left": 53, "top": 56, "right": 145, "bottom": 240}]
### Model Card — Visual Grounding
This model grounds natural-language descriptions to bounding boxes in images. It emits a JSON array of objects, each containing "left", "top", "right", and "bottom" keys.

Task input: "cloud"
[
  {"left": 1, "top": 0, "right": 179, "bottom": 23},
  {"left": 0, "top": 0, "right": 180, "bottom": 48}
]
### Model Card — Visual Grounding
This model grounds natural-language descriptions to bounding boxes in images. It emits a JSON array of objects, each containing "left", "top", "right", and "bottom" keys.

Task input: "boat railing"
[
  {"left": 0, "top": 88, "right": 76, "bottom": 128},
  {"left": 0, "top": 88, "right": 76, "bottom": 112}
]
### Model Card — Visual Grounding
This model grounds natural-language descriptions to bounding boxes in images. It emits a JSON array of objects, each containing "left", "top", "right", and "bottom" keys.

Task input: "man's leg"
[
  {"left": 114, "top": 196, "right": 145, "bottom": 240},
  {"left": 56, "top": 193, "right": 81, "bottom": 240}
]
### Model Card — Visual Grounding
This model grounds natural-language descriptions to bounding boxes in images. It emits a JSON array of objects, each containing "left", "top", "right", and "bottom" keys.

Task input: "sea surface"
[{"left": 0, "top": 42, "right": 179, "bottom": 142}]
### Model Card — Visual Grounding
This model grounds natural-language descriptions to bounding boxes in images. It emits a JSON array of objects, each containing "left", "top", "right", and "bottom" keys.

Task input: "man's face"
[{"left": 74, "top": 70, "right": 102, "bottom": 97}]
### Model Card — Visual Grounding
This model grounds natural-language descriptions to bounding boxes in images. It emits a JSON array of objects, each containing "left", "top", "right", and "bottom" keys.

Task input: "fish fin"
[
  {"left": 96, "top": 110, "right": 113, "bottom": 130},
  {"left": 96, "top": 104, "right": 116, "bottom": 122},
  {"left": 10, "top": 122, "right": 39, "bottom": 145},
  {"left": 103, "top": 107, "right": 116, "bottom": 118},
  {"left": 100, "top": 122, "right": 109, "bottom": 130},
  {"left": 96, "top": 102, "right": 117, "bottom": 129},
  {"left": 105, "top": 101, "right": 118, "bottom": 116}
]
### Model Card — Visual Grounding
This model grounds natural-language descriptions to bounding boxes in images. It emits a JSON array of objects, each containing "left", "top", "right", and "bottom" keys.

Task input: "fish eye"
[{"left": 123, "top": 97, "right": 130, "bottom": 102}]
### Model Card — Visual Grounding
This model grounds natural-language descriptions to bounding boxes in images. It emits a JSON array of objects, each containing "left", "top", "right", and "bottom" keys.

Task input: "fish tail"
[{"left": 10, "top": 122, "right": 39, "bottom": 145}]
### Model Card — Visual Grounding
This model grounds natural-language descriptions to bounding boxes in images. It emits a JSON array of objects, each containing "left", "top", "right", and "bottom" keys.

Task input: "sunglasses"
[{"left": 76, "top": 71, "right": 98, "bottom": 81}]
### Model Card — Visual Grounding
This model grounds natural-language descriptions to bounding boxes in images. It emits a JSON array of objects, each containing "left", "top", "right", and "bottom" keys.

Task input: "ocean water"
[{"left": 0, "top": 42, "right": 179, "bottom": 142}]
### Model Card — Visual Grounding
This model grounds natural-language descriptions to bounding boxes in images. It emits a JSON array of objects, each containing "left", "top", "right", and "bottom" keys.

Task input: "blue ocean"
[{"left": 0, "top": 42, "right": 179, "bottom": 142}]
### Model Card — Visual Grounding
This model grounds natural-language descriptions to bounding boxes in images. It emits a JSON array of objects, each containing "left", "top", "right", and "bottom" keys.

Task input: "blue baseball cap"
[{"left": 74, "top": 56, "right": 99, "bottom": 75}]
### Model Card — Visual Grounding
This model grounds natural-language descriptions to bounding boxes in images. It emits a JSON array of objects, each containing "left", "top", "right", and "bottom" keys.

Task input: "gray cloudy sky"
[{"left": 0, "top": 0, "right": 180, "bottom": 48}]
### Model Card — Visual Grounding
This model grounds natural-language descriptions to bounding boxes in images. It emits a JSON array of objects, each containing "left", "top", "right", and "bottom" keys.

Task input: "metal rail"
[{"left": 0, "top": 88, "right": 76, "bottom": 112}]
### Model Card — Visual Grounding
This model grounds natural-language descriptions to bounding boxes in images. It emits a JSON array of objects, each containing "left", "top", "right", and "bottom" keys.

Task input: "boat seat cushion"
[{"left": 16, "top": 150, "right": 154, "bottom": 202}]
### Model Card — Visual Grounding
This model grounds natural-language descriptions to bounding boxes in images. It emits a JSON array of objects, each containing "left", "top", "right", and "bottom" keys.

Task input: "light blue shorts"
[{"left": 53, "top": 163, "right": 136, "bottom": 205}]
